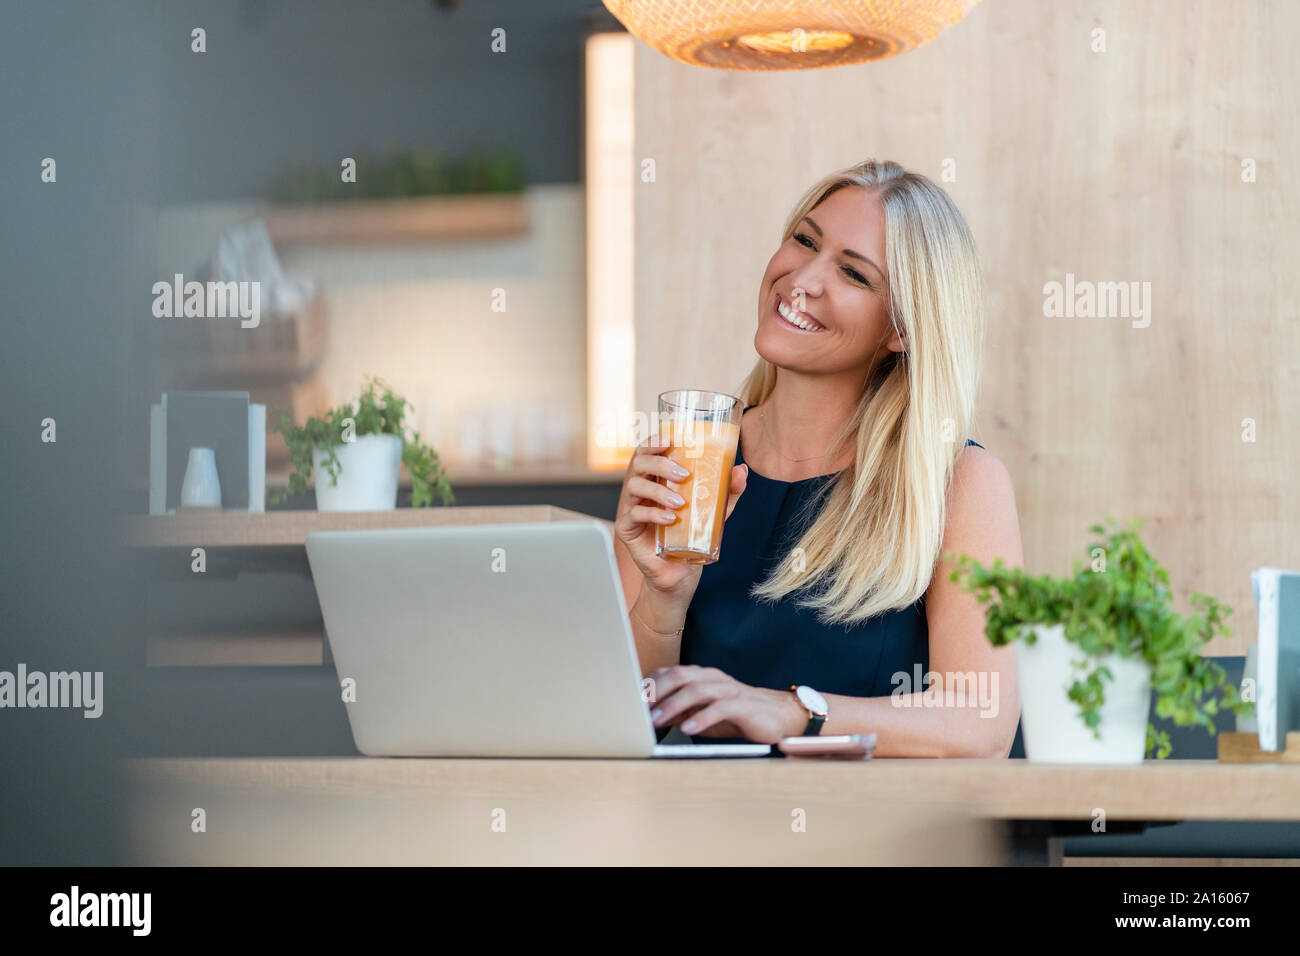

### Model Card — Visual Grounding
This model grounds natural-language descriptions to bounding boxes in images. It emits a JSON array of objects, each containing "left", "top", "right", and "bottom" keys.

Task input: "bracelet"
[{"left": 630, "top": 602, "right": 684, "bottom": 639}]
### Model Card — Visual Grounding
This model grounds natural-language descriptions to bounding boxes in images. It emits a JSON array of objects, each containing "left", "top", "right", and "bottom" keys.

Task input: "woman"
[{"left": 613, "top": 159, "right": 1022, "bottom": 758}]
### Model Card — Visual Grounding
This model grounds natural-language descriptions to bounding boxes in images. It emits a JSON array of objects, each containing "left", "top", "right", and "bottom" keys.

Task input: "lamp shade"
[{"left": 600, "top": 0, "right": 980, "bottom": 71}]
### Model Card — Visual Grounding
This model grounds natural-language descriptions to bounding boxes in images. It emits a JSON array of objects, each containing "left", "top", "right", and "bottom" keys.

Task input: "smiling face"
[{"left": 755, "top": 185, "right": 904, "bottom": 378}]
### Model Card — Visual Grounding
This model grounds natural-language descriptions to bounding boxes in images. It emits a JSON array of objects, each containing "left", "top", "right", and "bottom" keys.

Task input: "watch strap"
[{"left": 790, "top": 684, "right": 827, "bottom": 737}]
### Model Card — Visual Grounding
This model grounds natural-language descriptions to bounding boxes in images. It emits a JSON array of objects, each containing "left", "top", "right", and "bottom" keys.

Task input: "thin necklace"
[{"left": 759, "top": 407, "right": 833, "bottom": 463}]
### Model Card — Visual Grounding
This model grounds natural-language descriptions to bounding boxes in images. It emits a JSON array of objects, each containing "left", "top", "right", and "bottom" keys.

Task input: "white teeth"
[{"left": 777, "top": 298, "right": 823, "bottom": 331}]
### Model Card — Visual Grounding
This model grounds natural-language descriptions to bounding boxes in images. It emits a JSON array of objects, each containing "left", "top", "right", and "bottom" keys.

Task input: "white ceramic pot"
[
  {"left": 1014, "top": 623, "right": 1152, "bottom": 764},
  {"left": 312, "top": 433, "right": 403, "bottom": 512}
]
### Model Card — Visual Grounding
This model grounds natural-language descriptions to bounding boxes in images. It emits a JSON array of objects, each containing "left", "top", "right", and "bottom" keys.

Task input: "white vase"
[
  {"left": 311, "top": 433, "right": 403, "bottom": 512},
  {"left": 180, "top": 447, "right": 222, "bottom": 508},
  {"left": 1014, "top": 623, "right": 1152, "bottom": 764}
]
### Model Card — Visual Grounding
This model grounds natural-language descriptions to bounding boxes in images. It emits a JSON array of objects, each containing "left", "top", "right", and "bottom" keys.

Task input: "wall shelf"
[
  {"left": 264, "top": 193, "right": 529, "bottom": 245},
  {"left": 124, "top": 505, "right": 612, "bottom": 667},
  {"left": 121, "top": 504, "right": 603, "bottom": 548},
  {"left": 152, "top": 292, "right": 329, "bottom": 382}
]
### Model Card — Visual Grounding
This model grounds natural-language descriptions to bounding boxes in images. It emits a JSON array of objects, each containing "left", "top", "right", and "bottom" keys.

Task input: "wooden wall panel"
[{"left": 631, "top": 0, "right": 1299, "bottom": 654}]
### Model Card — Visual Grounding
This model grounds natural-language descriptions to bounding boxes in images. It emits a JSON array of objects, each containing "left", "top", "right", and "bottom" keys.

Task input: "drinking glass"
[{"left": 653, "top": 389, "right": 742, "bottom": 564}]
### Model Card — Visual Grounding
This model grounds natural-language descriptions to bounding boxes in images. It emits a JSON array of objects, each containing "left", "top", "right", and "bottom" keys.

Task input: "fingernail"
[
  {"left": 650, "top": 708, "right": 663, "bottom": 723},
  {"left": 670, "top": 464, "right": 689, "bottom": 478},
  {"left": 682, "top": 720, "right": 698, "bottom": 733},
  {"left": 667, "top": 492, "right": 685, "bottom": 507}
]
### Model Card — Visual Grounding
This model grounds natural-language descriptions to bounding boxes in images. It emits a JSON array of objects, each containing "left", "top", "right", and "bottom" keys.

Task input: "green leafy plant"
[
  {"left": 270, "top": 377, "right": 454, "bottom": 508},
  {"left": 947, "top": 519, "right": 1251, "bottom": 758},
  {"left": 267, "top": 146, "right": 527, "bottom": 203}
]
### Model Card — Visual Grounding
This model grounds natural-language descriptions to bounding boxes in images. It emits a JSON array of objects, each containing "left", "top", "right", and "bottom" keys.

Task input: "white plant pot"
[
  {"left": 311, "top": 433, "right": 403, "bottom": 512},
  {"left": 1014, "top": 623, "right": 1152, "bottom": 764}
]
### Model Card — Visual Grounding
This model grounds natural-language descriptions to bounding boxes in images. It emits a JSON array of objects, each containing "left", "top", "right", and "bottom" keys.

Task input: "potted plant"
[
  {"left": 270, "top": 378, "right": 454, "bottom": 511},
  {"left": 947, "top": 519, "right": 1251, "bottom": 762},
  {"left": 266, "top": 146, "right": 527, "bottom": 202}
]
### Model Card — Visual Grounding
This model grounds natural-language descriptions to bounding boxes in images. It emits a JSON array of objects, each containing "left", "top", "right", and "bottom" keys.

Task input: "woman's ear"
[{"left": 886, "top": 326, "right": 907, "bottom": 354}]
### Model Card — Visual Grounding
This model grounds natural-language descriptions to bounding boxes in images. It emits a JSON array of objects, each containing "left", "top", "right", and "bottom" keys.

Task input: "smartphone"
[{"left": 777, "top": 733, "right": 876, "bottom": 759}]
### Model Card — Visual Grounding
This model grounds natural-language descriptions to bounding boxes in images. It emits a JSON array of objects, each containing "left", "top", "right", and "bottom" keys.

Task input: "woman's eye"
[{"left": 793, "top": 233, "right": 871, "bottom": 287}]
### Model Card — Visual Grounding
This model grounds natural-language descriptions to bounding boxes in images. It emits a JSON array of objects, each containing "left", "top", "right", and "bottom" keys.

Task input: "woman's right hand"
[{"left": 613, "top": 435, "right": 749, "bottom": 600}]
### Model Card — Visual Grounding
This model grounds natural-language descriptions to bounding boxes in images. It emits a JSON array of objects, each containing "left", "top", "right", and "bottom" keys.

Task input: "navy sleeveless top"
[{"left": 679, "top": 405, "right": 982, "bottom": 745}]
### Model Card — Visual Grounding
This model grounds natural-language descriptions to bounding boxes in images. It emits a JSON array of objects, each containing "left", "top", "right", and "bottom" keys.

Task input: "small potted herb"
[
  {"left": 271, "top": 378, "right": 454, "bottom": 511},
  {"left": 947, "top": 519, "right": 1251, "bottom": 761}
]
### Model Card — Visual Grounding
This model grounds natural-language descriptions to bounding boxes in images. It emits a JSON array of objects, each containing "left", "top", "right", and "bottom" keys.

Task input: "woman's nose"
[
  {"left": 787, "top": 272, "right": 824, "bottom": 300},
  {"left": 792, "top": 249, "right": 834, "bottom": 288}
]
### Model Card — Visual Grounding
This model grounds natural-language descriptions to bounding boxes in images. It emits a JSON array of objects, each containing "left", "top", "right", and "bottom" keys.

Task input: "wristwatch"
[{"left": 789, "top": 685, "right": 829, "bottom": 736}]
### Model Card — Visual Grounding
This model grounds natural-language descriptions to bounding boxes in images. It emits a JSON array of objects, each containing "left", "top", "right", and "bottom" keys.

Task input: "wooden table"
[
  {"left": 120, "top": 504, "right": 606, "bottom": 548},
  {"left": 124, "top": 757, "right": 1300, "bottom": 866}
]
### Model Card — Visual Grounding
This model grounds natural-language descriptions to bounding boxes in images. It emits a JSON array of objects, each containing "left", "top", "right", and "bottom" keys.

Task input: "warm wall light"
[
  {"left": 585, "top": 31, "right": 637, "bottom": 471},
  {"left": 601, "top": 0, "right": 980, "bottom": 71}
]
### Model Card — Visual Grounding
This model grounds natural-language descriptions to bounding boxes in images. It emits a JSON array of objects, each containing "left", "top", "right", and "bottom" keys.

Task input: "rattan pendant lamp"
[{"left": 600, "top": 0, "right": 980, "bottom": 71}]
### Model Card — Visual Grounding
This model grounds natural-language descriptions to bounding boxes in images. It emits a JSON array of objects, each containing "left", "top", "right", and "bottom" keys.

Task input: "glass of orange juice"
[{"left": 654, "top": 389, "right": 742, "bottom": 564}]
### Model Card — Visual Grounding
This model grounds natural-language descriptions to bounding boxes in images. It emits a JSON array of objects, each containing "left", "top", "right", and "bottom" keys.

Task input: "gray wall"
[{"left": 151, "top": 0, "right": 612, "bottom": 201}]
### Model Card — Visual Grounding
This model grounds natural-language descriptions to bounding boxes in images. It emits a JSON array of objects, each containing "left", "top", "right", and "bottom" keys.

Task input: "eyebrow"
[{"left": 800, "top": 216, "right": 885, "bottom": 281}]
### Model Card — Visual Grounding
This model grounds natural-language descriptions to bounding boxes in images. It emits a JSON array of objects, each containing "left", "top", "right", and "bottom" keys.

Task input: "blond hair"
[{"left": 739, "top": 159, "right": 985, "bottom": 625}]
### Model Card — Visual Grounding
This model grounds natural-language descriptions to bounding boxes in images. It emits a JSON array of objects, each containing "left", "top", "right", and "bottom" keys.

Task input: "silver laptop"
[{"left": 305, "top": 521, "right": 771, "bottom": 758}]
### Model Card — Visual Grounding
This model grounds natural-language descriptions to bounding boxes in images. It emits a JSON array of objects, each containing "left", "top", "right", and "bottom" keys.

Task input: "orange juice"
[{"left": 655, "top": 419, "right": 740, "bottom": 564}]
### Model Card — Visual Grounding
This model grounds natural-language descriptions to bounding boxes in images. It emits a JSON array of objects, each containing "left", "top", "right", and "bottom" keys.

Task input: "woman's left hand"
[{"left": 646, "top": 665, "right": 806, "bottom": 744}]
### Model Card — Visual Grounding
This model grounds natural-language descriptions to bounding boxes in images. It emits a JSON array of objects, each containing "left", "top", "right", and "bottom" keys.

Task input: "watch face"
[{"left": 796, "top": 685, "right": 828, "bottom": 714}]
